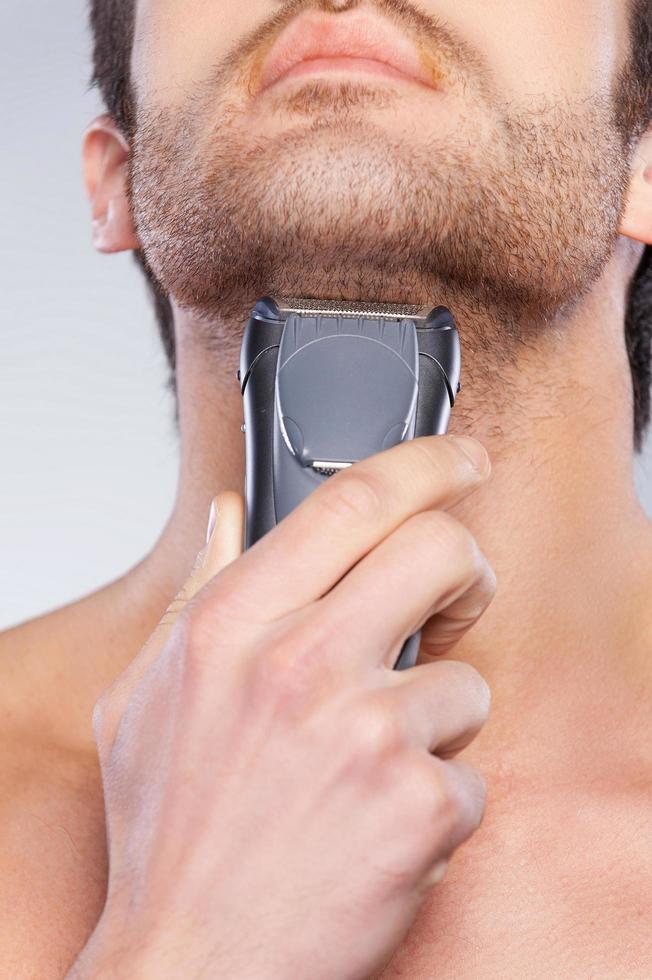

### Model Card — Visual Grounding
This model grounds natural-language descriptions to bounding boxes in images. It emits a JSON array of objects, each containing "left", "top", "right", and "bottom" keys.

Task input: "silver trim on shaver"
[
  {"left": 312, "top": 461, "right": 353, "bottom": 474},
  {"left": 276, "top": 296, "right": 431, "bottom": 321}
]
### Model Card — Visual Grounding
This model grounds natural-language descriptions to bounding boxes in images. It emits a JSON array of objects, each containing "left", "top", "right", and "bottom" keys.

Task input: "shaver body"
[{"left": 238, "top": 296, "right": 461, "bottom": 671}]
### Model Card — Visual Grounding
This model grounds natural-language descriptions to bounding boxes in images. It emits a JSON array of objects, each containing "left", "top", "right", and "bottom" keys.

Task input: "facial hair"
[{"left": 126, "top": 32, "right": 631, "bottom": 385}]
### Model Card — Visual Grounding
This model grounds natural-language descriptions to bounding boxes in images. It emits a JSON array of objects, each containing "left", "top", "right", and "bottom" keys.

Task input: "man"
[{"left": 1, "top": 0, "right": 652, "bottom": 975}]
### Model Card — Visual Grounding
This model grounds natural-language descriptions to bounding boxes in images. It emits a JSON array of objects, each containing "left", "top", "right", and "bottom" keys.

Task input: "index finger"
[{"left": 209, "top": 434, "right": 490, "bottom": 625}]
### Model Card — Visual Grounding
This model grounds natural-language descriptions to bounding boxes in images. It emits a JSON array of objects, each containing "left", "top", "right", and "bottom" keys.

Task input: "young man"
[{"left": 2, "top": 0, "right": 652, "bottom": 976}]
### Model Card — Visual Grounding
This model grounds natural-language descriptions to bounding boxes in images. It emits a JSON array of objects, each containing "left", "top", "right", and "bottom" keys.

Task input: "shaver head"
[
  {"left": 274, "top": 300, "right": 423, "bottom": 472},
  {"left": 251, "top": 294, "right": 451, "bottom": 328},
  {"left": 243, "top": 294, "right": 461, "bottom": 418},
  {"left": 240, "top": 293, "right": 461, "bottom": 516}
]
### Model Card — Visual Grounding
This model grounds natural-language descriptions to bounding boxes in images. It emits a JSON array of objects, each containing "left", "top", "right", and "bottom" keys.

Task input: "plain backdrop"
[{"left": 2, "top": 0, "right": 652, "bottom": 631}]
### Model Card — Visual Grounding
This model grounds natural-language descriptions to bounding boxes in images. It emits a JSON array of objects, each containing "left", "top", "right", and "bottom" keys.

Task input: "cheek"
[
  {"left": 132, "top": 0, "right": 269, "bottom": 107},
  {"left": 434, "top": 0, "right": 629, "bottom": 99}
]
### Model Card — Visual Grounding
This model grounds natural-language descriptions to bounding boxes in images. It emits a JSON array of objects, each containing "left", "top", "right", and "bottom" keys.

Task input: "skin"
[
  {"left": 69, "top": 439, "right": 496, "bottom": 980},
  {"left": 1, "top": 0, "right": 652, "bottom": 975}
]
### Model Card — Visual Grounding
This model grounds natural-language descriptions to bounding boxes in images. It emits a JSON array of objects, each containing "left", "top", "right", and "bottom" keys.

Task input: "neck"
[{"left": 110, "top": 238, "right": 652, "bottom": 759}]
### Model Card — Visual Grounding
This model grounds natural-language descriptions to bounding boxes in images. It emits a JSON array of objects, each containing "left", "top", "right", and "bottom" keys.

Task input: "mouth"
[{"left": 254, "top": 9, "right": 445, "bottom": 96}]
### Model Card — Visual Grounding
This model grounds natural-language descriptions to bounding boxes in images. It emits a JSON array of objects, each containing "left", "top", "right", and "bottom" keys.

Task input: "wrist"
[{"left": 66, "top": 908, "right": 243, "bottom": 980}]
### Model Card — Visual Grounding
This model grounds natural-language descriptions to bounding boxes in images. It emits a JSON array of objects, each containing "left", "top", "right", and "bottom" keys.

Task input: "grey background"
[{"left": 2, "top": 0, "right": 652, "bottom": 631}]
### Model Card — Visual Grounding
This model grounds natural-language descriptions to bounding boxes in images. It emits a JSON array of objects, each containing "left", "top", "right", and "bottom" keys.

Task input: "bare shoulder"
[
  {"left": 0, "top": 607, "right": 115, "bottom": 976},
  {"left": 0, "top": 577, "right": 156, "bottom": 751},
  {"left": 0, "top": 732, "right": 107, "bottom": 977}
]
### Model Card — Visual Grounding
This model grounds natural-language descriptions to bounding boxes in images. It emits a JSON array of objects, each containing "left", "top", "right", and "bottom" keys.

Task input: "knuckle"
[
  {"left": 481, "top": 561, "right": 499, "bottom": 608},
  {"left": 410, "top": 756, "right": 485, "bottom": 849},
  {"left": 405, "top": 757, "right": 487, "bottom": 845},
  {"left": 465, "top": 665, "right": 492, "bottom": 719},
  {"left": 425, "top": 766, "right": 466, "bottom": 830},
  {"left": 405, "top": 435, "right": 464, "bottom": 494},
  {"left": 464, "top": 534, "right": 489, "bottom": 579},
  {"left": 419, "top": 512, "right": 489, "bottom": 588},
  {"left": 445, "top": 435, "right": 488, "bottom": 474},
  {"left": 261, "top": 637, "right": 309, "bottom": 691},
  {"left": 181, "top": 604, "right": 217, "bottom": 662},
  {"left": 248, "top": 617, "right": 331, "bottom": 714},
  {"left": 404, "top": 759, "right": 456, "bottom": 824},
  {"left": 180, "top": 581, "right": 247, "bottom": 663},
  {"left": 347, "top": 700, "right": 404, "bottom": 763},
  {"left": 416, "top": 510, "right": 475, "bottom": 562},
  {"left": 456, "top": 763, "right": 487, "bottom": 832},
  {"left": 406, "top": 437, "right": 451, "bottom": 485},
  {"left": 463, "top": 561, "right": 498, "bottom": 619},
  {"left": 467, "top": 545, "right": 497, "bottom": 591},
  {"left": 410, "top": 435, "right": 480, "bottom": 482},
  {"left": 321, "top": 471, "right": 386, "bottom": 524},
  {"left": 444, "top": 660, "right": 492, "bottom": 717},
  {"left": 442, "top": 760, "right": 487, "bottom": 836},
  {"left": 178, "top": 599, "right": 235, "bottom": 674}
]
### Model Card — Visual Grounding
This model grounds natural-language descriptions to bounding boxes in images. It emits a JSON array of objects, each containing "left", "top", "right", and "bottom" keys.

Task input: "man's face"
[{"left": 127, "top": 0, "right": 634, "bottom": 332}]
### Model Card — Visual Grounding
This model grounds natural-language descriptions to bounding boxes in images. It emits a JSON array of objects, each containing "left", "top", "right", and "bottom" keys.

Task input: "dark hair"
[{"left": 88, "top": 0, "right": 652, "bottom": 449}]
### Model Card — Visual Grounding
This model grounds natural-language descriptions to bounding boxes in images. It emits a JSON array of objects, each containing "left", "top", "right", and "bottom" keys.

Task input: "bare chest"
[
  {"left": 377, "top": 789, "right": 652, "bottom": 979},
  {"left": 3, "top": 772, "right": 652, "bottom": 979}
]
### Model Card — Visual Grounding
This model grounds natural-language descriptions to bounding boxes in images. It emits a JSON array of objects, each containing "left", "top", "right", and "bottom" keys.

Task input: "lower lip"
[{"left": 266, "top": 56, "right": 428, "bottom": 90}]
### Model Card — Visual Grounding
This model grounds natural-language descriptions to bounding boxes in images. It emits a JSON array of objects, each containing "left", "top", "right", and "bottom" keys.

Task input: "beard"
[{"left": 126, "top": 67, "right": 632, "bottom": 377}]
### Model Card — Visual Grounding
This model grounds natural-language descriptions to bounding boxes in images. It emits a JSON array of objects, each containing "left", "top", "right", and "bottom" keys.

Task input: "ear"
[
  {"left": 619, "top": 128, "right": 652, "bottom": 244},
  {"left": 82, "top": 114, "right": 140, "bottom": 253}
]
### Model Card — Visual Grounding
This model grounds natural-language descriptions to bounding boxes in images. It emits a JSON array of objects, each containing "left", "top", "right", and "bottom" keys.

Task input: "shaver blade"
[{"left": 276, "top": 296, "right": 431, "bottom": 320}]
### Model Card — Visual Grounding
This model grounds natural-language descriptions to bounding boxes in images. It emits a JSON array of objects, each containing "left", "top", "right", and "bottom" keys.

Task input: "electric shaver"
[{"left": 237, "top": 296, "right": 461, "bottom": 671}]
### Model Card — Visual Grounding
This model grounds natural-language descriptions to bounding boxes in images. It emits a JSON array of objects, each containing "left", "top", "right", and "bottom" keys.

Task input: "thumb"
[
  {"left": 111, "top": 492, "right": 244, "bottom": 688},
  {"left": 92, "top": 491, "right": 245, "bottom": 753},
  {"left": 160, "top": 490, "right": 245, "bottom": 629},
  {"left": 192, "top": 490, "right": 246, "bottom": 593}
]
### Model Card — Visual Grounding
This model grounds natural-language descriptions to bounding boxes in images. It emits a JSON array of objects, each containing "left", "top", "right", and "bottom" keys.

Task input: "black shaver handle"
[{"left": 238, "top": 297, "right": 461, "bottom": 671}]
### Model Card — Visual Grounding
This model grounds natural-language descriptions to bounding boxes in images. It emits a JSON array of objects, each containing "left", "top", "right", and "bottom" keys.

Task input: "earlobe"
[
  {"left": 619, "top": 129, "right": 652, "bottom": 245},
  {"left": 83, "top": 114, "right": 140, "bottom": 253}
]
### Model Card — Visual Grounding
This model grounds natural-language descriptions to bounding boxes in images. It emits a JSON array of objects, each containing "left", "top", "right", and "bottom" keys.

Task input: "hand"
[{"left": 67, "top": 433, "right": 496, "bottom": 980}]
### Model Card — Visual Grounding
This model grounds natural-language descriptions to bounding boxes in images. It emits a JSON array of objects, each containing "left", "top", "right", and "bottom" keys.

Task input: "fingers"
[
  {"left": 385, "top": 660, "right": 491, "bottom": 758},
  {"left": 436, "top": 758, "right": 487, "bottom": 855},
  {"left": 313, "top": 508, "right": 495, "bottom": 669},
  {"left": 417, "top": 563, "right": 497, "bottom": 660},
  {"left": 385, "top": 753, "right": 486, "bottom": 888},
  {"left": 204, "top": 434, "right": 490, "bottom": 625}
]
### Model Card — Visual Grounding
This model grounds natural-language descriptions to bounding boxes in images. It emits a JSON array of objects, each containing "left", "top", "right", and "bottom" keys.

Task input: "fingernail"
[
  {"left": 426, "top": 860, "right": 448, "bottom": 887},
  {"left": 206, "top": 499, "right": 218, "bottom": 544},
  {"left": 453, "top": 436, "right": 490, "bottom": 475}
]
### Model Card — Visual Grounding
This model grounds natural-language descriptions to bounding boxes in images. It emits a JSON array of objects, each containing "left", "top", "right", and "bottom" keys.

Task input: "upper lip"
[{"left": 256, "top": 9, "right": 439, "bottom": 94}]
